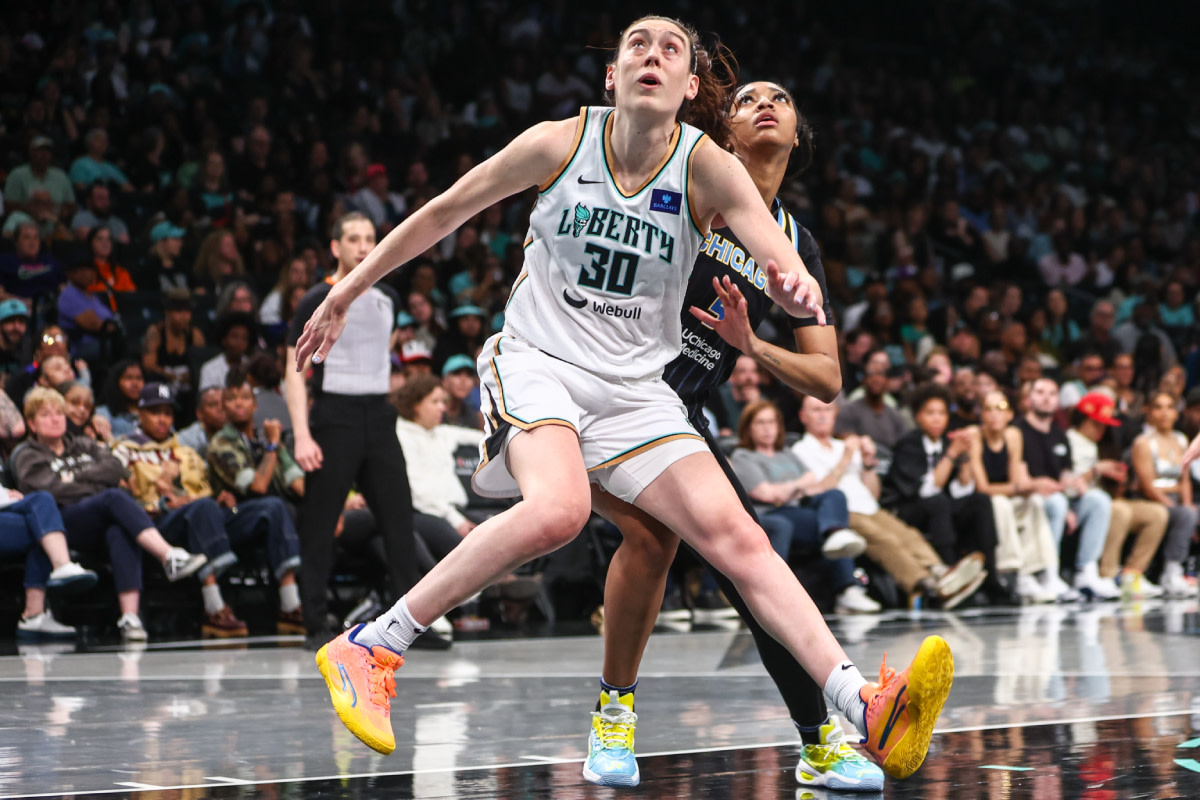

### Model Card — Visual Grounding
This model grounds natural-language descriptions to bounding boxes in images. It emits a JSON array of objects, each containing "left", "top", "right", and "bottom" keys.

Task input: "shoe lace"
[
  {"left": 592, "top": 708, "right": 637, "bottom": 750},
  {"left": 366, "top": 652, "right": 400, "bottom": 708},
  {"left": 865, "top": 653, "right": 899, "bottom": 714}
]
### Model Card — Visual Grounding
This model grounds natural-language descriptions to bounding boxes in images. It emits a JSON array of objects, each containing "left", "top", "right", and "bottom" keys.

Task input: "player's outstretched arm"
[
  {"left": 294, "top": 117, "right": 577, "bottom": 368},
  {"left": 689, "top": 140, "right": 825, "bottom": 324},
  {"left": 690, "top": 276, "right": 840, "bottom": 401}
]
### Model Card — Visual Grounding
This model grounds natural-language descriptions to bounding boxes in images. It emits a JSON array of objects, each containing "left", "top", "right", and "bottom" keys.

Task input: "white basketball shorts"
[{"left": 473, "top": 333, "right": 707, "bottom": 503}]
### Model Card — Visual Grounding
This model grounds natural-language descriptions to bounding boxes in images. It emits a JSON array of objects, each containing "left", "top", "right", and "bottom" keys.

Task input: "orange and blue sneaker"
[
  {"left": 315, "top": 624, "right": 404, "bottom": 755},
  {"left": 859, "top": 634, "right": 953, "bottom": 779},
  {"left": 796, "top": 716, "right": 885, "bottom": 791}
]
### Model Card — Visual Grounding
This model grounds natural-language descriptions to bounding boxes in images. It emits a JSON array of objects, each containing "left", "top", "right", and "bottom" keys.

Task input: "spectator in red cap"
[
  {"left": 351, "top": 163, "right": 407, "bottom": 234},
  {"left": 400, "top": 340, "right": 434, "bottom": 380},
  {"left": 1068, "top": 391, "right": 1167, "bottom": 597}
]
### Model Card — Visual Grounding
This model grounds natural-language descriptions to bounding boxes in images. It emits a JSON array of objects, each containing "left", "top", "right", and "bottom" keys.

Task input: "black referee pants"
[{"left": 300, "top": 393, "right": 419, "bottom": 634}]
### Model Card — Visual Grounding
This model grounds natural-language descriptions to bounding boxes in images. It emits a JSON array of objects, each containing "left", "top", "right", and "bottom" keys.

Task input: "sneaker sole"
[
  {"left": 936, "top": 555, "right": 985, "bottom": 597},
  {"left": 795, "top": 759, "right": 885, "bottom": 791},
  {"left": 941, "top": 571, "right": 987, "bottom": 610},
  {"left": 582, "top": 762, "right": 640, "bottom": 787},
  {"left": 823, "top": 541, "right": 868, "bottom": 560},
  {"left": 882, "top": 635, "right": 953, "bottom": 780},
  {"left": 315, "top": 645, "right": 396, "bottom": 755},
  {"left": 46, "top": 573, "right": 98, "bottom": 593}
]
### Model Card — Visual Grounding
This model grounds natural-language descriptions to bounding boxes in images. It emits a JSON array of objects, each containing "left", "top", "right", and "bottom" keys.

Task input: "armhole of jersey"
[
  {"left": 684, "top": 133, "right": 711, "bottom": 239},
  {"left": 538, "top": 107, "right": 589, "bottom": 194}
]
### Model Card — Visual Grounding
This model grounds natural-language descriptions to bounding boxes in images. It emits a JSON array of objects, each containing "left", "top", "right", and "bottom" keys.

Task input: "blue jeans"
[
  {"left": 59, "top": 488, "right": 152, "bottom": 594},
  {"left": 1043, "top": 489, "right": 1112, "bottom": 570},
  {"left": 0, "top": 492, "right": 66, "bottom": 589},
  {"left": 762, "top": 490, "right": 855, "bottom": 591},
  {"left": 159, "top": 496, "right": 300, "bottom": 581}
]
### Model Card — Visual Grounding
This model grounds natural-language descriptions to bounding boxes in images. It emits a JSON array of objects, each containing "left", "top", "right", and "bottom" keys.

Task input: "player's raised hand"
[
  {"left": 764, "top": 260, "right": 826, "bottom": 325},
  {"left": 294, "top": 282, "right": 353, "bottom": 370},
  {"left": 689, "top": 276, "right": 755, "bottom": 354}
]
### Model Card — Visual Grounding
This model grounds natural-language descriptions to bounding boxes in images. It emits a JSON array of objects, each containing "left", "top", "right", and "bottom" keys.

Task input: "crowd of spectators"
[{"left": 1, "top": 0, "right": 1199, "bottom": 637}]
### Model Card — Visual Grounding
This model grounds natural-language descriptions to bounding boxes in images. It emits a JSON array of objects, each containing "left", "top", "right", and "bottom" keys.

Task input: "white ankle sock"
[
  {"left": 823, "top": 661, "right": 868, "bottom": 732},
  {"left": 201, "top": 583, "right": 224, "bottom": 615},
  {"left": 354, "top": 596, "right": 425, "bottom": 654},
  {"left": 279, "top": 582, "right": 301, "bottom": 613}
]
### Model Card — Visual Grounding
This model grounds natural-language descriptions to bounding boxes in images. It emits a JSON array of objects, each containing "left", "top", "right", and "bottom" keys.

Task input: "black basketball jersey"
[{"left": 662, "top": 198, "right": 832, "bottom": 423}]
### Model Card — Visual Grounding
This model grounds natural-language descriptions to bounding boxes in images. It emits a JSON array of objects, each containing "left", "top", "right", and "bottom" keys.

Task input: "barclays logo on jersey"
[{"left": 649, "top": 188, "right": 680, "bottom": 215}]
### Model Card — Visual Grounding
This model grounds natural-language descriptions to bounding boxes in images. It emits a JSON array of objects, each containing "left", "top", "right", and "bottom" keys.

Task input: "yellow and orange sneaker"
[
  {"left": 315, "top": 625, "right": 404, "bottom": 755},
  {"left": 859, "top": 634, "right": 953, "bottom": 779}
]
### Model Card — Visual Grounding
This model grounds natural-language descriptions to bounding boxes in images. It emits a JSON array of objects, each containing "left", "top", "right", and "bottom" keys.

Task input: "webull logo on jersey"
[
  {"left": 591, "top": 300, "right": 641, "bottom": 320},
  {"left": 556, "top": 204, "right": 676, "bottom": 264},
  {"left": 698, "top": 231, "right": 768, "bottom": 291}
]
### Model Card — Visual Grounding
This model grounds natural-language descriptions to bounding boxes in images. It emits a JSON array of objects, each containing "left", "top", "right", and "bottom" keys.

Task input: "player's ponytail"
[{"left": 682, "top": 39, "right": 737, "bottom": 151}]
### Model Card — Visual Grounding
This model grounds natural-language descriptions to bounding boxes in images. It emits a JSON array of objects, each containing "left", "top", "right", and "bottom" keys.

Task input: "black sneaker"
[
  {"left": 655, "top": 588, "right": 691, "bottom": 632},
  {"left": 691, "top": 590, "right": 740, "bottom": 626},
  {"left": 408, "top": 627, "right": 453, "bottom": 650}
]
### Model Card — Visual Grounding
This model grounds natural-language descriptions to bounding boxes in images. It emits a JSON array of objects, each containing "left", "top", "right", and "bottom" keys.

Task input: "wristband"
[{"left": 265, "top": 443, "right": 278, "bottom": 452}]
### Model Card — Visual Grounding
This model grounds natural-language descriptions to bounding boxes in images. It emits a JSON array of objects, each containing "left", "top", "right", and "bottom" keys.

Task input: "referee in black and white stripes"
[{"left": 286, "top": 211, "right": 423, "bottom": 650}]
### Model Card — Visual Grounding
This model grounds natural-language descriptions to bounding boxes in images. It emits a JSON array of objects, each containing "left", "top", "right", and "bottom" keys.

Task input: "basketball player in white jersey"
[{"left": 298, "top": 16, "right": 953, "bottom": 780}]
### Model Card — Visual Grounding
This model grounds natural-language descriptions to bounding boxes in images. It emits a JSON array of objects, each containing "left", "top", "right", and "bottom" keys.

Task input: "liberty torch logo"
[{"left": 572, "top": 203, "right": 590, "bottom": 237}]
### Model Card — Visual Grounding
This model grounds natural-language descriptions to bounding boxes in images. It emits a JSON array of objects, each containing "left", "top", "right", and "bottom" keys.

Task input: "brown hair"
[
  {"left": 391, "top": 373, "right": 443, "bottom": 421},
  {"left": 608, "top": 16, "right": 737, "bottom": 150},
  {"left": 193, "top": 229, "right": 245, "bottom": 285},
  {"left": 736, "top": 399, "right": 785, "bottom": 452},
  {"left": 330, "top": 211, "right": 373, "bottom": 243}
]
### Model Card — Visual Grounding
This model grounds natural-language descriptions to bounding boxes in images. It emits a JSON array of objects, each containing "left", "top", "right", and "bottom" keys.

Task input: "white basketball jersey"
[{"left": 504, "top": 106, "right": 709, "bottom": 380}]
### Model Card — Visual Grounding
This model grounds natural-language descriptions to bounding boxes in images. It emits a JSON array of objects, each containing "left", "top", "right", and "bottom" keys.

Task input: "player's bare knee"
[
  {"left": 701, "top": 515, "right": 774, "bottom": 577},
  {"left": 522, "top": 496, "right": 591, "bottom": 552}
]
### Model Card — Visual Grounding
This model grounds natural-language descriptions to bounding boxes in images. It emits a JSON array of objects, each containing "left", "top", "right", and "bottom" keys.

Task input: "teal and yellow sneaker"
[
  {"left": 796, "top": 716, "right": 885, "bottom": 791},
  {"left": 581, "top": 690, "right": 639, "bottom": 787}
]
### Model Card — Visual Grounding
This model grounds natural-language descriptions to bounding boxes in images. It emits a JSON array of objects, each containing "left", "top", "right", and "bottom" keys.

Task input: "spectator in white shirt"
[{"left": 793, "top": 395, "right": 986, "bottom": 609}]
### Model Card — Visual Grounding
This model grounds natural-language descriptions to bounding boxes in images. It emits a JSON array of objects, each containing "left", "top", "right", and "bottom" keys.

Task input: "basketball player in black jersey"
[{"left": 583, "top": 82, "right": 884, "bottom": 791}]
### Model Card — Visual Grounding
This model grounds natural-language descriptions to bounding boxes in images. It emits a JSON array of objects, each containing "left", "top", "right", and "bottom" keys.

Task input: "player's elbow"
[{"left": 810, "top": 365, "right": 841, "bottom": 404}]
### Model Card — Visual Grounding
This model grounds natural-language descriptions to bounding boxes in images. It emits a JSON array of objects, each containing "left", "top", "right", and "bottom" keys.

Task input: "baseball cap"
[
  {"left": 395, "top": 311, "right": 415, "bottom": 328},
  {"left": 1076, "top": 391, "right": 1121, "bottom": 427},
  {"left": 441, "top": 354, "right": 475, "bottom": 377},
  {"left": 450, "top": 304, "right": 485, "bottom": 319},
  {"left": 29, "top": 135, "right": 54, "bottom": 151},
  {"left": 366, "top": 163, "right": 387, "bottom": 179},
  {"left": 138, "top": 382, "right": 176, "bottom": 409},
  {"left": 0, "top": 299, "right": 30, "bottom": 322},
  {"left": 150, "top": 220, "right": 186, "bottom": 242},
  {"left": 401, "top": 340, "right": 433, "bottom": 364}
]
